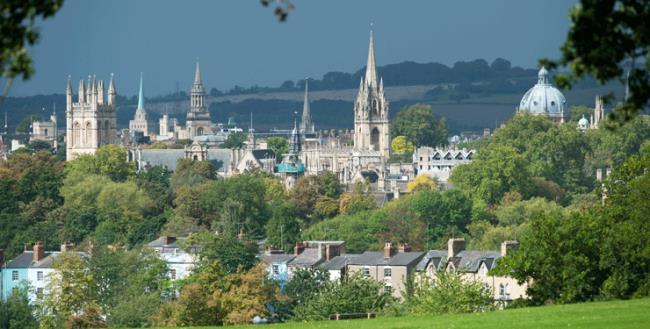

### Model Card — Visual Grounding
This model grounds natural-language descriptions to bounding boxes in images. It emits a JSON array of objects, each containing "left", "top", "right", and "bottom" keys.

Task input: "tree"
[
  {"left": 407, "top": 174, "right": 438, "bottom": 192},
  {"left": 0, "top": 287, "right": 38, "bottom": 329},
  {"left": 40, "top": 252, "right": 99, "bottom": 327},
  {"left": 265, "top": 200, "right": 301, "bottom": 253},
  {"left": 285, "top": 268, "right": 330, "bottom": 308},
  {"left": 391, "top": 135, "right": 414, "bottom": 155},
  {"left": 391, "top": 104, "right": 448, "bottom": 147},
  {"left": 267, "top": 137, "right": 288, "bottom": 161},
  {"left": 409, "top": 271, "right": 493, "bottom": 315},
  {"left": 546, "top": 0, "right": 650, "bottom": 124},
  {"left": 64, "top": 145, "right": 135, "bottom": 182},
  {"left": 220, "top": 132, "right": 247, "bottom": 149},
  {"left": 170, "top": 159, "right": 216, "bottom": 188},
  {"left": 191, "top": 232, "right": 258, "bottom": 274}
]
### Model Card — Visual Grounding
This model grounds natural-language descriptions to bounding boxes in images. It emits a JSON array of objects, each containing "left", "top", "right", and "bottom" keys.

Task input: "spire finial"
[
  {"left": 364, "top": 25, "right": 378, "bottom": 89},
  {"left": 194, "top": 59, "right": 202, "bottom": 85},
  {"left": 137, "top": 72, "right": 144, "bottom": 110}
]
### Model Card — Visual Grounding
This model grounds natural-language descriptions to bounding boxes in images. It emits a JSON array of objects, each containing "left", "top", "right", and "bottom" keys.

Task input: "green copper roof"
[{"left": 276, "top": 162, "right": 305, "bottom": 174}]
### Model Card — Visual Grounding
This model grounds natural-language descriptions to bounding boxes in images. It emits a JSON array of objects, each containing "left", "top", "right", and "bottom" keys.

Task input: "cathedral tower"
[
  {"left": 66, "top": 74, "right": 118, "bottom": 161},
  {"left": 353, "top": 28, "right": 390, "bottom": 157},
  {"left": 186, "top": 61, "right": 212, "bottom": 137}
]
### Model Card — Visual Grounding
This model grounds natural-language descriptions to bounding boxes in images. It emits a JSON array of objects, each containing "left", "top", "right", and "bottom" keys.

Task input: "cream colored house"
[
  {"left": 346, "top": 243, "right": 424, "bottom": 299},
  {"left": 415, "top": 238, "right": 528, "bottom": 304}
]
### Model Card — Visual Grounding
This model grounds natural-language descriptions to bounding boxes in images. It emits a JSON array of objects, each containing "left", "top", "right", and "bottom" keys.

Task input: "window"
[
  {"left": 170, "top": 269, "right": 177, "bottom": 280},
  {"left": 363, "top": 267, "right": 370, "bottom": 277},
  {"left": 37, "top": 271, "right": 43, "bottom": 281},
  {"left": 272, "top": 265, "right": 279, "bottom": 275},
  {"left": 499, "top": 283, "right": 506, "bottom": 298},
  {"left": 383, "top": 268, "right": 392, "bottom": 277},
  {"left": 384, "top": 285, "right": 392, "bottom": 294},
  {"left": 12, "top": 271, "right": 18, "bottom": 281}
]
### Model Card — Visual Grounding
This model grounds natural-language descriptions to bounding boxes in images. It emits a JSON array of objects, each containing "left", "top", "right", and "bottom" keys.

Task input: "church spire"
[
  {"left": 194, "top": 60, "right": 202, "bottom": 85},
  {"left": 137, "top": 72, "right": 144, "bottom": 110},
  {"left": 364, "top": 25, "right": 378, "bottom": 89},
  {"left": 300, "top": 79, "right": 313, "bottom": 134}
]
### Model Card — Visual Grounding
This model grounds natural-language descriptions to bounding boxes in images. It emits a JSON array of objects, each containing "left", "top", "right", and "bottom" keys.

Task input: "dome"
[{"left": 518, "top": 67, "right": 567, "bottom": 119}]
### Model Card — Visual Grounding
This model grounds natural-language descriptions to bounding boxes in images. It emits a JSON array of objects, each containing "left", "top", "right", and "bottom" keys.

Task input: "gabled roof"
[
  {"left": 288, "top": 248, "right": 322, "bottom": 267},
  {"left": 348, "top": 251, "right": 424, "bottom": 267},
  {"left": 251, "top": 149, "right": 275, "bottom": 161},
  {"left": 259, "top": 253, "right": 295, "bottom": 265},
  {"left": 447, "top": 250, "right": 501, "bottom": 273},
  {"left": 4, "top": 251, "right": 87, "bottom": 269},
  {"left": 415, "top": 250, "right": 447, "bottom": 271}
]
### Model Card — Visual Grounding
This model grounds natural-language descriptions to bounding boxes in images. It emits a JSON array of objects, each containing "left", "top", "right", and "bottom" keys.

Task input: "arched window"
[
  {"left": 193, "top": 155, "right": 198, "bottom": 161},
  {"left": 85, "top": 121, "right": 92, "bottom": 146},
  {"left": 43, "top": 128, "right": 48, "bottom": 136},
  {"left": 371, "top": 127, "right": 380, "bottom": 151},
  {"left": 197, "top": 127, "right": 204, "bottom": 136},
  {"left": 73, "top": 122, "right": 80, "bottom": 146},
  {"left": 372, "top": 99, "right": 378, "bottom": 115}
]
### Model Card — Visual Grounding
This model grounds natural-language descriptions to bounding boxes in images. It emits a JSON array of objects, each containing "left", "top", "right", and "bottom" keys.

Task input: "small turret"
[
  {"left": 86, "top": 75, "right": 92, "bottom": 104},
  {"left": 108, "top": 73, "right": 116, "bottom": 107},
  {"left": 66, "top": 75, "right": 73, "bottom": 112},
  {"left": 97, "top": 79, "right": 104, "bottom": 105},
  {"left": 78, "top": 80, "right": 86, "bottom": 104}
]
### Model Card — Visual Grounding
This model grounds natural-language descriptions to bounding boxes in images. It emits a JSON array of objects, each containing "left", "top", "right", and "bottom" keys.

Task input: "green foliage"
[
  {"left": 170, "top": 158, "right": 216, "bottom": 188},
  {"left": 292, "top": 273, "right": 390, "bottom": 321},
  {"left": 14, "top": 115, "right": 39, "bottom": 133},
  {"left": 267, "top": 137, "right": 289, "bottom": 160},
  {"left": 220, "top": 132, "right": 247, "bottom": 149},
  {"left": 190, "top": 232, "right": 258, "bottom": 274},
  {"left": 0, "top": 287, "right": 38, "bottom": 329},
  {"left": 409, "top": 271, "right": 494, "bottom": 315},
  {"left": 547, "top": 0, "right": 650, "bottom": 123},
  {"left": 391, "top": 104, "right": 448, "bottom": 147},
  {"left": 290, "top": 172, "right": 342, "bottom": 220},
  {"left": 64, "top": 145, "right": 135, "bottom": 182},
  {"left": 285, "top": 268, "right": 330, "bottom": 308},
  {"left": 391, "top": 135, "right": 414, "bottom": 154},
  {"left": 265, "top": 200, "right": 302, "bottom": 253}
]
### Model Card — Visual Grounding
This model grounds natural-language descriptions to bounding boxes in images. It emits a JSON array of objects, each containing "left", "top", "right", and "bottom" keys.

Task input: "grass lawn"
[{"left": 150, "top": 298, "right": 650, "bottom": 329}]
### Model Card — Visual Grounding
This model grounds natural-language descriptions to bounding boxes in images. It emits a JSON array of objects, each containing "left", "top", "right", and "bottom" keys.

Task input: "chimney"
[
  {"left": 447, "top": 238, "right": 465, "bottom": 258},
  {"left": 398, "top": 242, "right": 411, "bottom": 253},
  {"left": 501, "top": 240, "right": 519, "bottom": 257},
  {"left": 294, "top": 241, "right": 305, "bottom": 256},
  {"left": 33, "top": 241, "right": 45, "bottom": 263},
  {"left": 0, "top": 249, "right": 4, "bottom": 267},
  {"left": 164, "top": 236, "right": 176, "bottom": 245},
  {"left": 596, "top": 168, "right": 603, "bottom": 182},
  {"left": 238, "top": 228, "right": 244, "bottom": 241},
  {"left": 383, "top": 242, "right": 395, "bottom": 258},
  {"left": 324, "top": 244, "right": 341, "bottom": 261},
  {"left": 60, "top": 240, "right": 74, "bottom": 252}
]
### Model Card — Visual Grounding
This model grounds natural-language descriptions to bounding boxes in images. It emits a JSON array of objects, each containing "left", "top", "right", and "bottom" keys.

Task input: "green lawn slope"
[{"left": 150, "top": 298, "right": 650, "bottom": 329}]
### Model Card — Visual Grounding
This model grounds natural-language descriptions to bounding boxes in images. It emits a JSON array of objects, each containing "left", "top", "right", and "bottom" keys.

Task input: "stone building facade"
[{"left": 66, "top": 74, "right": 117, "bottom": 160}]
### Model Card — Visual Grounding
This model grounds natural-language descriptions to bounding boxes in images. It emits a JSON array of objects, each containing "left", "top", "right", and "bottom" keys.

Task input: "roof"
[
  {"left": 259, "top": 253, "right": 295, "bottom": 265},
  {"left": 136, "top": 148, "right": 231, "bottom": 172},
  {"left": 415, "top": 250, "right": 448, "bottom": 271},
  {"left": 251, "top": 149, "right": 275, "bottom": 161},
  {"left": 4, "top": 251, "right": 87, "bottom": 269},
  {"left": 288, "top": 248, "right": 322, "bottom": 267},
  {"left": 320, "top": 254, "right": 359, "bottom": 271},
  {"left": 148, "top": 236, "right": 187, "bottom": 249},
  {"left": 447, "top": 250, "right": 501, "bottom": 273},
  {"left": 348, "top": 251, "right": 425, "bottom": 267}
]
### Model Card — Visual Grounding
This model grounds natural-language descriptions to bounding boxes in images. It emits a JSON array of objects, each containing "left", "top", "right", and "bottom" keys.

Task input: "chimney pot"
[
  {"left": 60, "top": 240, "right": 74, "bottom": 252},
  {"left": 383, "top": 242, "right": 394, "bottom": 258},
  {"left": 294, "top": 241, "right": 305, "bottom": 256},
  {"left": 398, "top": 242, "right": 411, "bottom": 253},
  {"left": 447, "top": 238, "right": 465, "bottom": 258}
]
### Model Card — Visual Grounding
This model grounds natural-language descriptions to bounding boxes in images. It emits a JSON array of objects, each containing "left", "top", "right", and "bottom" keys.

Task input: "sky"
[{"left": 9, "top": 0, "right": 577, "bottom": 97}]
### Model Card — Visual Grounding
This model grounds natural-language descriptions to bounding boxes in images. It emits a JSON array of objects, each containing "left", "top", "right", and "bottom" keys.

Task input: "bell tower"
[{"left": 353, "top": 28, "right": 390, "bottom": 157}]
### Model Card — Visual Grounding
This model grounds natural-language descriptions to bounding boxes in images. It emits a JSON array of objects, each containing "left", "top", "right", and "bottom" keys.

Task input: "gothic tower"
[
  {"left": 66, "top": 74, "right": 118, "bottom": 161},
  {"left": 299, "top": 79, "right": 315, "bottom": 134},
  {"left": 129, "top": 72, "right": 149, "bottom": 136},
  {"left": 186, "top": 61, "right": 212, "bottom": 137},
  {"left": 353, "top": 29, "right": 390, "bottom": 157}
]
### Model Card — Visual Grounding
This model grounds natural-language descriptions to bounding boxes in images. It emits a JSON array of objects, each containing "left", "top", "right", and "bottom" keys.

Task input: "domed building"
[{"left": 518, "top": 67, "right": 567, "bottom": 123}]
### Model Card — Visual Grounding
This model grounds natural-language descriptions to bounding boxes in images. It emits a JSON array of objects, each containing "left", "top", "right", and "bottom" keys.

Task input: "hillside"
[{"left": 148, "top": 298, "right": 650, "bottom": 329}]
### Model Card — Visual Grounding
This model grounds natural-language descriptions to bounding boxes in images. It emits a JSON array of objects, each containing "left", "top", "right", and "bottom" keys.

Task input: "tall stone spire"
[
  {"left": 194, "top": 60, "right": 202, "bottom": 85},
  {"left": 364, "top": 27, "right": 378, "bottom": 89},
  {"left": 108, "top": 73, "right": 116, "bottom": 106},
  {"left": 300, "top": 79, "right": 314, "bottom": 134},
  {"left": 137, "top": 72, "right": 144, "bottom": 110}
]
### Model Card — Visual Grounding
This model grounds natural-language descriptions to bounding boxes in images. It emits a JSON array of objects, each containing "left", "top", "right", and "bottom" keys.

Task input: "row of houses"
[{"left": 0, "top": 237, "right": 526, "bottom": 305}]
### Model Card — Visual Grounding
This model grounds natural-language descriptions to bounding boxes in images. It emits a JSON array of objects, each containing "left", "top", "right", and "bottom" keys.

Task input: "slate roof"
[
  {"left": 288, "top": 248, "right": 322, "bottom": 267},
  {"left": 415, "top": 250, "right": 448, "bottom": 271},
  {"left": 447, "top": 250, "right": 501, "bottom": 273},
  {"left": 348, "top": 251, "right": 425, "bottom": 267},
  {"left": 148, "top": 236, "right": 187, "bottom": 249},
  {"left": 259, "top": 253, "right": 295, "bottom": 265},
  {"left": 319, "top": 254, "right": 360, "bottom": 271},
  {"left": 4, "top": 251, "right": 87, "bottom": 269},
  {"left": 137, "top": 148, "right": 232, "bottom": 172}
]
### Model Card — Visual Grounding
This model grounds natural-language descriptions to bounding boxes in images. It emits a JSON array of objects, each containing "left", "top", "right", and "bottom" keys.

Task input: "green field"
[{"left": 149, "top": 298, "right": 650, "bottom": 329}]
